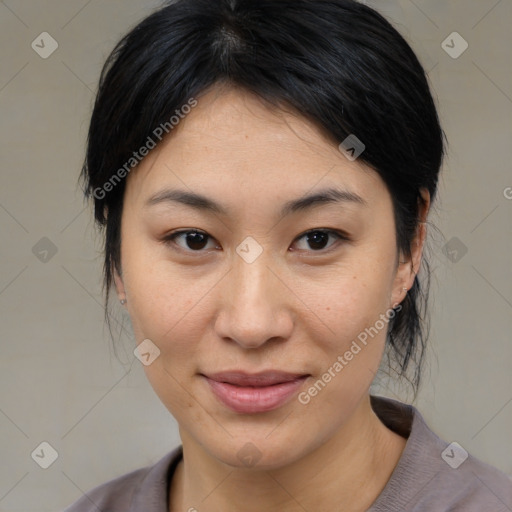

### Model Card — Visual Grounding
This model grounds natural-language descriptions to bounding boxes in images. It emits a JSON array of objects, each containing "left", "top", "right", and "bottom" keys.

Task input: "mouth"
[{"left": 200, "top": 371, "right": 310, "bottom": 414}]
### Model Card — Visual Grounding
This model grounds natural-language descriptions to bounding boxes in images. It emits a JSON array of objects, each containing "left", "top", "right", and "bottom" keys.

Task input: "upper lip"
[{"left": 202, "top": 371, "right": 309, "bottom": 387}]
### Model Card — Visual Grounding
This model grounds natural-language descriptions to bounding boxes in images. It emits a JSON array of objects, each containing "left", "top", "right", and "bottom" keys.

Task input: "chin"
[
  {"left": 213, "top": 442, "right": 299, "bottom": 470},
  {"left": 192, "top": 426, "right": 318, "bottom": 471}
]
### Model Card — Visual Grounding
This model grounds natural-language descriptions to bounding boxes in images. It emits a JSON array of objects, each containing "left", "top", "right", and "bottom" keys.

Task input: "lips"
[
  {"left": 204, "top": 370, "right": 308, "bottom": 387},
  {"left": 201, "top": 370, "right": 309, "bottom": 413}
]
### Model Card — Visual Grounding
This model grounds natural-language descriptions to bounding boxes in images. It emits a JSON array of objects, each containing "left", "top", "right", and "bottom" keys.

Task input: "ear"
[
  {"left": 113, "top": 264, "right": 127, "bottom": 306},
  {"left": 391, "top": 188, "right": 430, "bottom": 308}
]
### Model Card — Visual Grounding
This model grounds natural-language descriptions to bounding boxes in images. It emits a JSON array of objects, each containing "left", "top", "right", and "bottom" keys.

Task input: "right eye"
[{"left": 162, "top": 229, "right": 220, "bottom": 253}]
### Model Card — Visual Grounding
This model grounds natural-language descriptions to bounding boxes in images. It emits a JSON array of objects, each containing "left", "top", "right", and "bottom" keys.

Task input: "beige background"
[{"left": 0, "top": 0, "right": 511, "bottom": 510}]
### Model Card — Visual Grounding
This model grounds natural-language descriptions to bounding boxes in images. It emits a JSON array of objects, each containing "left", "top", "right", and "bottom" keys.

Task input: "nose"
[{"left": 214, "top": 254, "right": 294, "bottom": 349}]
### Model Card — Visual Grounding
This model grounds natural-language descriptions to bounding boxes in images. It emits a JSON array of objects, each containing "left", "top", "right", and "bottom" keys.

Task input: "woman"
[{"left": 65, "top": 0, "right": 512, "bottom": 510}]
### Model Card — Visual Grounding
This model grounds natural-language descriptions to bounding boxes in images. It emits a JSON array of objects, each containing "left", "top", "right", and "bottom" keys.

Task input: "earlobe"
[
  {"left": 391, "top": 272, "right": 410, "bottom": 309},
  {"left": 112, "top": 265, "right": 127, "bottom": 304}
]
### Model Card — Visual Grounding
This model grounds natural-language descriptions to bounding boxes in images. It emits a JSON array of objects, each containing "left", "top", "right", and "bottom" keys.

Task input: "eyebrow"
[{"left": 144, "top": 186, "right": 368, "bottom": 218}]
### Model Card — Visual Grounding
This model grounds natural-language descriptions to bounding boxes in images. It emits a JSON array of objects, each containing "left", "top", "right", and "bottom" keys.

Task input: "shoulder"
[
  {"left": 431, "top": 440, "right": 512, "bottom": 511},
  {"left": 62, "top": 447, "right": 182, "bottom": 512},
  {"left": 369, "top": 396, "right": 512, "bottom": 511},
  {"left": 62, "top": 466, "right": 148, "bottom": 512}
]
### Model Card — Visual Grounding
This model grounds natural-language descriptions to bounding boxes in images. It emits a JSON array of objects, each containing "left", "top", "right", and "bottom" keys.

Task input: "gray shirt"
[{"left": 63, "top": 395, "right": 512, "bottom": 511}]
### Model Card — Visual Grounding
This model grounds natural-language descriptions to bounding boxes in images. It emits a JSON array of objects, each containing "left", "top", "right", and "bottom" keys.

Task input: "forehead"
[{"left": 123, "top": 86, "right": 385, "bottom": 208}]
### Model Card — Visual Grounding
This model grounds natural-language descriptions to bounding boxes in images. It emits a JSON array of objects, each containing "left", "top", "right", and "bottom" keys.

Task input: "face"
[{"left": 114, "top": 85, "right": 426, "bottom": 469}]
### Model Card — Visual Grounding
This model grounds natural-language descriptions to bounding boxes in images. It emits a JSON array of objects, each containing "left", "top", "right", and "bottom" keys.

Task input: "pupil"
[
  {"left": 307, "top": 231, "right": 328, "bottom": 250},
  {"left": 187, "top": 232, "right": 207, "bottom": 250}
]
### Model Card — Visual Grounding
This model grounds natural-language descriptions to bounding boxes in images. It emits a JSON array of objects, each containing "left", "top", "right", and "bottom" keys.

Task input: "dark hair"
[{"left": 79, "top": 0, "right": 445, "bottom": 396}]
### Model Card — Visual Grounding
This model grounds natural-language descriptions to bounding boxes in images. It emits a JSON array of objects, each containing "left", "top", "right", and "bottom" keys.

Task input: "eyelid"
[
  {"left": 162, "top": 229, "right": 219, "bottom": 254},
  {"left": 291, "top": 228, "right": 349, "bottom": 254}
]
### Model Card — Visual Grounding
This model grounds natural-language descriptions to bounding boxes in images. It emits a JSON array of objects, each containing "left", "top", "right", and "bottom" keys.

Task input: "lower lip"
[{"left": 203, "top": 376, "right": 308, "bottom": 413}]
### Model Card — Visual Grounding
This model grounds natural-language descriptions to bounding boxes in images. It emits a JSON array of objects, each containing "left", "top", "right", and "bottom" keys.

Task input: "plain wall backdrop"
[{"left": 0, "top": 0, "right": 511, "bottom": 510}]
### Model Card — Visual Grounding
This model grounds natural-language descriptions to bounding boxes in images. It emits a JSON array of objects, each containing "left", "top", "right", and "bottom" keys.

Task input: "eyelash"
[{"left": 161, "top": 228, "right": 350, "bottom": 255}]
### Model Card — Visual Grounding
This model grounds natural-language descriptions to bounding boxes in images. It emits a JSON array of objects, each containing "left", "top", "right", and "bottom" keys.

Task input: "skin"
[{"left": 113, "top": 84, "right": 429, "bottom": 512}]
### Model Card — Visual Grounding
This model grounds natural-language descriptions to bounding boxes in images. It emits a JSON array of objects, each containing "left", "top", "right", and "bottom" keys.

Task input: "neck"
[{"left": 170, "top": 395, "right": 406, "bottom": 512}]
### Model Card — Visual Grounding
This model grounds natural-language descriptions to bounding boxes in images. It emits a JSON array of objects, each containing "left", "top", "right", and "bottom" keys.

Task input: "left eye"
[
  {"left": 163, "top": 229, "right": 347, "bottom": 253},
  {"left": 293, "top": 229, "right": 347, "bottom": 252}
]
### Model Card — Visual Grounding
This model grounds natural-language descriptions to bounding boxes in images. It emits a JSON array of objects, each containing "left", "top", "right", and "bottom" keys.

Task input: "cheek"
[
  {"left": 127, "top": 261, "right": 209, "bottom": 422},
  {"left": 123, "top": 241, "right": 204, "bottom": 338},
  {"left": 308, "top": 259, "right": 395, "bottom": 344},
  {"left": 299, "top": 261, "right": 395, "bottom": 408},
  {"left": 298, "top": 279, "right": 391, "bottom": 419}
]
